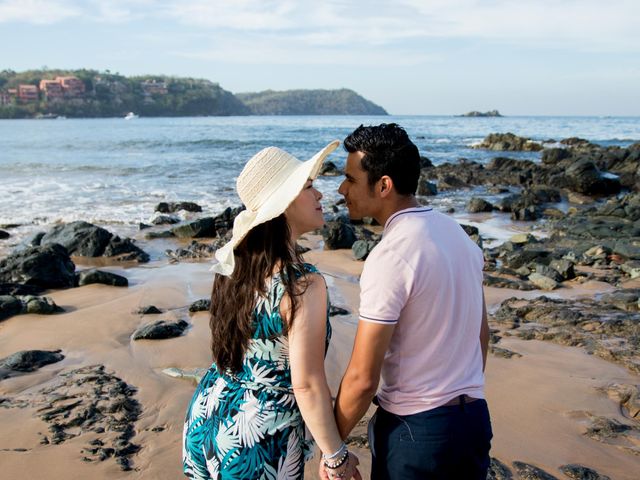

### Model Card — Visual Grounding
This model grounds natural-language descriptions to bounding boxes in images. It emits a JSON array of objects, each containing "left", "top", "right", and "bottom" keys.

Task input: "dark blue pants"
[{"left": 369, "top": 398, "right": 492, "bottom": 480}]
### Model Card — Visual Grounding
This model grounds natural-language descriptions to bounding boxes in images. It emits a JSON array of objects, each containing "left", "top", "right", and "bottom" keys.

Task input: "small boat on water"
[{"left": 124, "top": 112, "right": 139, "bottom": 120}]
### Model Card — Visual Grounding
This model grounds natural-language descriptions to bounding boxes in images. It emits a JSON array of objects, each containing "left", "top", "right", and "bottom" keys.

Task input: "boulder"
[
  {"left": 467, "top": 197, "right": 494, "bottom": 213},
  {"left": 512, "top": 461, "right": 559, "bottom": 480},
  {"left": 171, "top": 217, "right": 217, "bottom": 238},
  {"left": 319, "top": 161, "right": 342, "bottom": 176},
  {"left": 0, "top": 243, "right": 76, "bottom": 289},
  {"left": 76, "top": 270, "right": 128, "bottom": 287},
  {"left": 189, "top": 299, "right": 211, "bottom": 312},
  {"left": 564, "top": 159, "right": 621, "bottom": 196},
  {"left": 528, "top": 272, "right": 559, "bottom": 290},
  {"left": 0, "top": 295, "right": 22, "bottom": 321},
  {"left": 24, "top": 296, "right": 63, "bottom": 314},
  {"left": 541, "top": 148, "right": 572, "bottom": 165},
  {"left": 155, "top": 201, "right": 202, "bottom": 213},
  {"left": 0, "top": 349, "right": 64, "bottom": 377},
  {"left": 132, "top": 319, "right": 189, "bottom": 340},
  {"left": 39, "top": 221, "right": 149, "bottom": 262},
  {"left": 322, "top": 221, "right": 357, "bottom": 250},
  {"left": 152, "top": 215, "right": 181, "bottom": 225},
  {"left": 559, "top": 464, "right": 610, "bottom": 480},
  {"left": 0, "top": 283, "right": 44, "bottom": 296},
  {"left": 137, "top": 305, "right": 163, "bottom": 315},
  {"left": 0, "top": 229, "right": 9, "bottom": 239},
  {"left": 417, "top": 178, "right": 438, "bottom": 196},
  {"left": 473, "top": 132, "right": 543, "bottom": 152}
]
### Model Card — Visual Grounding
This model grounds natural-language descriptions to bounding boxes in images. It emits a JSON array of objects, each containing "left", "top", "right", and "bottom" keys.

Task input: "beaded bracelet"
[
  {"left": 324, "top": 449, "right": 349, "bottom": 470},
  {"left": 327, "top": 456, "right": 351, "bottom": 479},
  {"left": 322, "top": 442, "right": 347, "bottom": 461}
]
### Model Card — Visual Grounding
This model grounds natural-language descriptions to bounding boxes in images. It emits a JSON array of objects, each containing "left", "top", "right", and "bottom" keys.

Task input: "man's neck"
[{"left": 375, "top": 195, "right": 420, "bottom": 226}]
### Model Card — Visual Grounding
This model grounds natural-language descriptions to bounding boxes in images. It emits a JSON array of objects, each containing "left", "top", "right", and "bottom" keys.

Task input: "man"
[{"left": 333, "top": 123, "right": 491, "bottom": 479}]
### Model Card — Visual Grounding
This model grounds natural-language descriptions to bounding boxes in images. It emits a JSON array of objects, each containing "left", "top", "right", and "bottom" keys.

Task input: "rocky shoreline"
[{"left": 1, "top": 131, "right": 639, "bottom": 479}]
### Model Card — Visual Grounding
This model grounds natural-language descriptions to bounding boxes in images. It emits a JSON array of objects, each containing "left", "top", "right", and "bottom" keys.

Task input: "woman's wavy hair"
[{"left": 209, "top": 214, "right": 307, "bottom": 373}]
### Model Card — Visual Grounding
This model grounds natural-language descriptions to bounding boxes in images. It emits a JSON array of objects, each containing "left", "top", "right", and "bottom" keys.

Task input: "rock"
[
  {"left": 487, "top": 457, "right": 513, "bottom": 480},
  {"left": 584, "top": 416, "right": 632, "bottom": 442},
  {"left": 39, "top": 221, "right": 149, "bottom": 262},
  {"left": 0, "top": 295, "right": 23, "bottom": 321},
  {"left": 564, "top": 159, "right": 621, "bottom": 196},
  {"left": 460, "top": 110, "right": 502, "bottom": 117},
  {"left": 0, "top": 349, "right": 64, "bottom": 378},
  {"left": 541, "top": 147, "right": 571, "bottom": 165},
  {"left": 171, "top": 217, "right": 216, "bottom": 238},
  {"left": 322, "top": 220, "right": 357, "bottom": 250},
  {"left": 0, "top": 243, "right": 76, "bottom": 289},
  {"left": 319, "top": 161, "right": 342, "bottom": 176},
  {"left": 145, "top": 230, "right": 175, "bottom": 239},
  {"left": 512, "top": 461, "right": 559, "bottom": 480},
  {"left": 212, "top": 206, "right": 244, "bottom": 232},
  {"left": 600, "top": 290, "right": 640, "bottom": 312},
  {"left": 490, "top": 346, "right": 522, "bottom": 359},
  {"left": 473, "top": 132, "right": 543, "bottom": 152},
  {"left": 329, "top": 305, "right": 350, "bottom": 316},
  {"left": 76, "top": 270, "right": 128, "bottom": 287},
  {"left": 138, "top": 222, "right": 152, "bottom": 230},
  {"left": 510, "top": 233, "right": 538, "bottom": 245},
  {"left": 189, "top": 299, "right": 211, "bottom": 312},
  {"left": 155, "top": 201, "right": 202, "bottom": 213},
  {"left": 151, "top": 215, "right": 180, "bottom": 225},
  {"left": 483, "top": 274, "right": 535, "bottom": 291},
  {"left": 549, "top": 258, "right": 576, "bottom": 280},
  {"left": 166, "top": 241, "right": 217, "bottom": 262},
  {"left": 417, "top": 178, "right": 438, "bottom": 196},
  {"left": 132, "top": 319, "right": 189, "bottom": 340},
  {"left": 533, "top": 264, "right": 563, "bottom": 283},
  {"left": 559, "top": 464, "right": 610, "bottom": 480},
  {"left": 620, "top": 261, "right": 640, "bottom": 279},
  {"left": 438, "top": 174, "right": 469, "bottom": 190},
  {"left": 420, "top": 156, "right": 433, "bottom": 168},
  {"left": 599, "top": 383, "right": 640, "bottom": 420},
  {"left": 24, "top": 296, "right": 63, "bottom": 314},
  {"left": 352, "top": 240, "right": 378, "bottom": 261},
  {"left": 137, "top": 305, "right": 163, "bottom": 315},
  {"left": 467, "top": 197, "right": 494, "bottom": 213},
  {"left": 0, "top": 283, "right": 44, "bottom": 296},
  {"left": 0, "top": 229, "right": 9, "bottom": 239}
]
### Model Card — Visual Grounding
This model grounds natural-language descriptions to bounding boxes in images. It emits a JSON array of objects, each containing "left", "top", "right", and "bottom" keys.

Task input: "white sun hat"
[{"left": 211, "top": 140, "right": 340, "bottom": 276}]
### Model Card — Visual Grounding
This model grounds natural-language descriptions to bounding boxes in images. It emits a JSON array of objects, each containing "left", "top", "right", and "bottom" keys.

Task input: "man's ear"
[{"left": 379, "top": 176, "right": 393, "bottom": 197}]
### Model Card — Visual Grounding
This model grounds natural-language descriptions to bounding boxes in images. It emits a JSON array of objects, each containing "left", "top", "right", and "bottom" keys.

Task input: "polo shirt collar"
[{"left": 384, "top": 206, "right": 433, "bottom": 232}]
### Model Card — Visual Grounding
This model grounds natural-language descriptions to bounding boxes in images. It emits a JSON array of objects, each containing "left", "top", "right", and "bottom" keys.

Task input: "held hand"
[
  {"left": 326, "top": 452, "right": 361, "bottom": 480},
  {"left": 319, "top": 459, "right": 330, "bottom": 480}
]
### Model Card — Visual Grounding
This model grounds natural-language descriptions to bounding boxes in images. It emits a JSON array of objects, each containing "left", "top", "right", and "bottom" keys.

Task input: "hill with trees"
[
  {"left": 236, "top": 88, "right": 388, "bottom": 115},
  {"left": 0, "top": 69, "right": 388, "bottom": 118}
]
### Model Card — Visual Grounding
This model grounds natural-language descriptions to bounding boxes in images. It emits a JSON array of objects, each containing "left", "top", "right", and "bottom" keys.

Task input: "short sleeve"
[{"left": 358, "top": 247, "right": 413, "bottom": 325}]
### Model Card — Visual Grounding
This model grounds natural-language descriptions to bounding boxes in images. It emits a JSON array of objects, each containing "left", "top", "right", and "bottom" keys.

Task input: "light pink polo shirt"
[{"left": 359, "top": 207, "right": 485, "bottom": 416}]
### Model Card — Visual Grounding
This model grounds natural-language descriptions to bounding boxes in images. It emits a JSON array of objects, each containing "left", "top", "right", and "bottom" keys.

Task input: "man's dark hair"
[{"left": 343, "top": 123, "right": 420, "bottom": 195}]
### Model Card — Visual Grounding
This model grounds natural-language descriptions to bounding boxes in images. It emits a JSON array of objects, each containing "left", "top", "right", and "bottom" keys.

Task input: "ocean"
[{"left": 1, "top": 115, "right": 639, "bottom": 255}]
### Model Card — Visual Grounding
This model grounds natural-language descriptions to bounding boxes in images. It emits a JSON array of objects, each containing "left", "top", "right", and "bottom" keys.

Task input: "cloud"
[{"left": 0, "top": 0, "right": 81, "bottom": 24}]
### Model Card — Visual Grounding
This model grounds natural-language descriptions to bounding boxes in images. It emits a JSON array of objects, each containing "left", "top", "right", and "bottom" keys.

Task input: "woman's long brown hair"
[{"left": 209, "top": 214, "right": 307, "bottom": 373}]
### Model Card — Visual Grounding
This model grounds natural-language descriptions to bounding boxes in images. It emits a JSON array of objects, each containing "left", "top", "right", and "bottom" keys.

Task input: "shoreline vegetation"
[{"left": 0, "top": 68, "right": 387, "bottom": 119}]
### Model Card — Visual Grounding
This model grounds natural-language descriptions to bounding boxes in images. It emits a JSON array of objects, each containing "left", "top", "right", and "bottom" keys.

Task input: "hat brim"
[{"left": 211, "top": 139, "right": 340, "bottom": 275}]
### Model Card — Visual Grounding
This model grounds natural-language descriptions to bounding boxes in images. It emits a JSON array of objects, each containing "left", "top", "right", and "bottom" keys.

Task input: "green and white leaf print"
[{"left": 183, "top": 263, "right": 331, "bottom": 480}]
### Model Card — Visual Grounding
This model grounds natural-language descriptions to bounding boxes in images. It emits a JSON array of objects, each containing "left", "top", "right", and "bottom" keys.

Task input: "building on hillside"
[
  {"left": 39, "top": 79, "right": 64, "bottom": 100},
  {"left": 18, "top": 84, "right": 39, "bottom": 102},
  {"left": 0, "top": 91, "right": 12, "bottom": 105},
  {"left": 141, "top": 80, "right": 168, "bottom": 95},
  {"left": 55, "top": 76, "right": 85, "bottom": 97}
]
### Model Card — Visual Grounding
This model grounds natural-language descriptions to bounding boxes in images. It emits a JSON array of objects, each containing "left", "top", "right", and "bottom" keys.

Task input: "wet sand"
[{"left": 1, "top": 236, "right": 639, "bottom": 479}]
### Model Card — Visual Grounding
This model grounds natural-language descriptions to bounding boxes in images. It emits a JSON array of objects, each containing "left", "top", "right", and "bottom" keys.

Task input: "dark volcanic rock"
[
  {"left": 0, "top": 283, "right": 44, "bottom": 296},
  {"left": 487, "top": 457, "right": 513, "bottom": 479},
  {"left": 0, "top": 229, "right": 9, "bottom": 239},
  {"left": 137, "top": 305, "right": 163, "bottom": 315},
  {"left": 512, "top": 461, "right": 559, "bottom": 480},
  {"left": 417, "top": 175, "right": 438, "bottom": 196},
  {"left": 23, "top": 295, "right": 63, "bottom": 314},
  {"left": 473, "top": 132, "right": 543, "bottom": 152},
  {"left": 0, "top": 349, "right": 64, "bottom": 379},
  {"left": 563, "top": 159, "right": 621, "bottom": 196},
  {"left": 467, "top": 197, "right": 494, "bottom": 213},
  {"left": 76, "top": 270, "right": 128, "bottom": 287},
  {"left": 155, "top": 201, "right": 202, "bottom": 213},
  {"left": 152, "top": 215, "right": 180, "bottom": 225},
  {"left": 559, "top": 464, "right": 611, "bottom": 480},
  {"left": 0, "top": 295, "right": 23, "bottom": 321},
  {"left": 189, "top": 299, "right": 211, "bottom": 312},
  {"left": 319, "top": 161, "right": 342, "bottom": 176},
  {"left": 1, "top": 364, "right": 141, "bottom": 470},
  {"left": 171, "top": 217, "right": 217, "bottom": 238},
  {"left": 492, "top": 295, "right": 640, "bottom": 373},
  {"left": 39, "top": 221, "right": 149, "bottom": 262},
  {"left": 132, "top": 319, "right": 189, "bottom": 340},
  {"left": 322, "top": 220, "right": 357, "bottom": 250},
  {"left": 165, "top": 240, "right": 217, "bottom": 262},
  {"left": 0, "top": 243, "right": 76, "bottom": 289}
]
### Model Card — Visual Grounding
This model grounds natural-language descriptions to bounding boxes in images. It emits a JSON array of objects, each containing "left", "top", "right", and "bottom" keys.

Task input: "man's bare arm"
[
  {"left": 334, "top": 321, "right": 395, "bottom": 440},
  {"left": 480, "top": 293, "right": 489, "bottom": 372}
]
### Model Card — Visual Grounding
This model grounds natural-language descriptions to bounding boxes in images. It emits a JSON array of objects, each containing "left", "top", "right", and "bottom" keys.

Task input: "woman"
[{"left": 183, "top": 142, "right": 360, "bottom": 480}]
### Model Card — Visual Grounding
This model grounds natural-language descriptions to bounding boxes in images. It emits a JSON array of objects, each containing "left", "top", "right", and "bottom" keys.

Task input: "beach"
[
  {"left": 1, "top": 230, "right": 639, "bottom": 479},
  {"left": 1, "top": 117, "right": 640, "bottom": 479}
]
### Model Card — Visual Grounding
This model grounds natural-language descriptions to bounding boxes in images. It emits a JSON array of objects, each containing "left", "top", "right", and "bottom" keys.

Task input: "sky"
[{"left": 0, "top": 0, "right": 639, "bottom": 116}]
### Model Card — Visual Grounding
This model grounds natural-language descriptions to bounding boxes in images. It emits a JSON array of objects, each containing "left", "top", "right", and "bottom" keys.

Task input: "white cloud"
[{"left": 0, "top": 0, "right": 81, "bottom": 24}]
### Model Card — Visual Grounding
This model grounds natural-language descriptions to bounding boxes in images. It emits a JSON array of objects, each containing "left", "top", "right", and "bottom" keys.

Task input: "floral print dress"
[{"left": 183, "top": 264, "right": 331, "bottom": 480}]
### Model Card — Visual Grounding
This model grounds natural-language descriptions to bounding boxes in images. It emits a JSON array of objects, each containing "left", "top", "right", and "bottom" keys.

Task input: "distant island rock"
[
  {"left": 236, "top": 88, "right": 388, "bottom": 115},
  {"left": 0, "top": 69, "right": 388, "bottom": 118},
  {"left": 459, "top": 110, "right": 503, "bottom": 117}
]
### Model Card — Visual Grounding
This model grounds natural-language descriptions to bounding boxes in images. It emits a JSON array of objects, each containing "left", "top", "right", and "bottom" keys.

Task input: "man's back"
[{"left": 359, "top": 207, "right": 485, "bottom": 415}]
